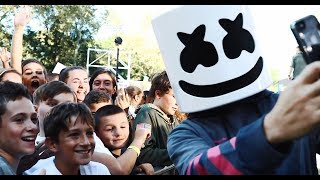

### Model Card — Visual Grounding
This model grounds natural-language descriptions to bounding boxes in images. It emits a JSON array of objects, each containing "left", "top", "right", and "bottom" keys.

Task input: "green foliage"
[
  {"left": 93, "top": 8, "right": 166, "bottom": 80},
  {"left": 129, "top": 47, "right": 164, "bottom": 81},
  {"left": 22, "top": 5, "right": 108, "bottom": 72},
  {"left": 121, "top": 34, "right": 165, "bottom": 81},
  {"left": 0, "top": 5, "right": 164, "bottom": 79},
  {"left": 95, "top": 33, "right": 165, "bottom": 81},
  {"left": 0, "top": 5, "right": 16, "bottom": 47},
  {"left": 0, "top": 5, "right": 108, "bottom": 73},
  {"left": 0, "top": 5, "right": 285, "bottom": 87}
]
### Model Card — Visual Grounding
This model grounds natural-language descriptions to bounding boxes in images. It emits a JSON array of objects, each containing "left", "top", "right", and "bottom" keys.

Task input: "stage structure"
[{"left": 86, "top": 48, "right": 131, "bottom": 86}]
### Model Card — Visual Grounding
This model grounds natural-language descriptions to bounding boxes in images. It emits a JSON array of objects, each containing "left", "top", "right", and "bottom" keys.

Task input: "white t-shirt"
[
  {"left": 93, "top": 132, "right": 112, "bottom": 156},
  {"left": 25, "top": 133, "right": 112, "bottom": 175},
  {"left": 28, "top": 156, "right": 110, "bottom": 175}
]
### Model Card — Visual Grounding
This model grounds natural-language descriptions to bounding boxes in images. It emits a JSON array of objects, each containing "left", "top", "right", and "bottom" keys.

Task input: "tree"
[
  {"left": 0, "top": 5, "right": 164, "bottom": 79},
  {"left": 22, "top": 5, "right": 108, "bottom": 72},
  {"left": 0, "top": 5, "right": 15, "bottom": 47},
  {"left": 95, "top": 34, "right": 165, "bottom": 81},
  {"left": 94, "top": 10, "right": 165, "bottom": 81},
  {"left": 0, "top": 5, "right": 109, "bottom": 72}
]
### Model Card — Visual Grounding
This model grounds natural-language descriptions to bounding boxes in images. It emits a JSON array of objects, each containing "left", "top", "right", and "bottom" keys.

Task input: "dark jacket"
[
  {"left": 167, "top": 90, "right": 320, "bottom": 175},
  {"left": 133, "top": 103, "right": 180, "bottom": 168}
]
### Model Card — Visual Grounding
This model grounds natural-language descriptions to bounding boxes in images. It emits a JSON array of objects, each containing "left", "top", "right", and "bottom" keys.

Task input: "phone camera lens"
[{"left": 298, "top": 22, "right": 306, "bottom": 31}]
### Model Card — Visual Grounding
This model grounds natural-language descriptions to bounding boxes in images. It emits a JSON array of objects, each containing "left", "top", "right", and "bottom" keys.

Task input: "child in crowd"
[
  {"left": 47, "top": 73, "right": 59, "bottom": 82},
  {"left": 125, "top": 85, "right": 145, "bottom": 126},
  {"left": 33, "top": 81, "right": 77, "bottom": 146},
  {"left": 133, "top": 71, "right": 179, "bottom": 174},
  {"left": 83, "top": 91, "right": 152, "bottom": 175},
  {"left": 22, "top": 81, "right": 136, "bottom": 175},
  {"left": 21, "top": 59, "right": 48, "bottom": 98},
  {"left": 30, "top": 102, "right": 110, "bottom": 175},
  {"left": 17, "top": 80, "right": 77, "bottom": 174},
  {"left": 88, "top": 68, "right": 131, "bottom": 110},
  {"left": 89, "top": 68, "right": 118, "bottom": 102},
  {"left": 95, "top": 104, "right": 154, "bottom": 175},
  {"left": 83, "top": 89, "right": 113, "bottom": 114},
  {"left": 59, "top": 66, "right": 89, "bottom": 103},
  {"left": 0, "top": 68, "right": 22, "bottom": 83},
  {"left": 0, "top": 81, "right": 38, "bottom": 175}
]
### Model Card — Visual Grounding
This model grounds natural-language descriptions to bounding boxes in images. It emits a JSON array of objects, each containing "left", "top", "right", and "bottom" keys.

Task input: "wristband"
[{"left": 127, "top": 145, "right": 140, "bottom": 156}]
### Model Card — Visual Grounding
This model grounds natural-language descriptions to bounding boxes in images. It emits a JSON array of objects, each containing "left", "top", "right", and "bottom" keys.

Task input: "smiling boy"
[
  {"left": 0, "top": 81, "right": 38, "bottom": 175},
  {"left": 31, "top": 102, "right": 110, "bottom": 175}
]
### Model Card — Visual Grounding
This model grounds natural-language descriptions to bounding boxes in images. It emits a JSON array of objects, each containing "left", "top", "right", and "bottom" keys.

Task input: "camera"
[
  {"left": 114, "top": 37, "right": 123, "bottom": 46},
  {"left": 291, "top": 15, "right": 320, "bottom": 64},
  {"left": 297, "top": 22, "right": 306, "bottom": 31}
]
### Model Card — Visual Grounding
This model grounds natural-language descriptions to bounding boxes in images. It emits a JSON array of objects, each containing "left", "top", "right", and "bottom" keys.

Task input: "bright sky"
[
  {"left": 95, "top": 5, "right": 180, "bottom": 47},
  {"left": 96, "top": 5, "right": 320, "bottom": 80},
  {"left": 249, "top": 5, "right": 320, "bottom": 79}
]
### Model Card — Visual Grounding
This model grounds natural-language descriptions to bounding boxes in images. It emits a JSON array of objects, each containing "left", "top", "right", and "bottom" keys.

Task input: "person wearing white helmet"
[{"left": 152, "top": 5, "right": 320, "bottom": 175}]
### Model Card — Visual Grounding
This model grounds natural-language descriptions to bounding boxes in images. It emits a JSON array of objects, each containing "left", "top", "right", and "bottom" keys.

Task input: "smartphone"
[{"left": 290, "top": 15, "right": 320, "bottom": 64}]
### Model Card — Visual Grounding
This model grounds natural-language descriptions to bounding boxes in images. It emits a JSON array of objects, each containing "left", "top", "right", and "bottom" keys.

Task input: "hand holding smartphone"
[{"left": 290, "top": 15, "right": 320, "bottom": 64}]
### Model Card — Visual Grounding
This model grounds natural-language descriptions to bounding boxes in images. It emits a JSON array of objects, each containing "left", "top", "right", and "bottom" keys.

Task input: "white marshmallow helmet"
[{"left": 152, "top": 5, "right": 272, "bottom": 113}]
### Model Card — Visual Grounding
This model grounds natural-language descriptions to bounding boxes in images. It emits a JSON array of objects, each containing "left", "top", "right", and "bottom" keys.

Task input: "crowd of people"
[
  {"left": 1, "top": 4, "right": 320, "bottom": 175},
  {"left": 0, "top": 5, "right": 185, "bottom": 175}
]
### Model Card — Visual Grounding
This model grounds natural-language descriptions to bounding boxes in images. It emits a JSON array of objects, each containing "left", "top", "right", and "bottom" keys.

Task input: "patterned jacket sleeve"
[{"left": 167, "top": 116, "right": 289, "bottom": 175}]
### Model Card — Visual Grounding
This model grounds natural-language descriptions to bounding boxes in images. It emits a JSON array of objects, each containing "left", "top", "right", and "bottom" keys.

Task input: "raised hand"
[
  {"left": 136, "top": 123, "right": 151, "bottom": 139},
  {"left": 134, "top": 123, "right": 151, "bottom": 148},
  {"left": 0, "top": 47, "right": 10, "bottom": 69},
  {"left": 115, "top": 88, "right": 131, "bottom": 110},
  {"left": 264, "top": 61, "right": 320, "bottom": 144},
  {"left": 14, "top": 5, "right": 32, "bottom": 27}
]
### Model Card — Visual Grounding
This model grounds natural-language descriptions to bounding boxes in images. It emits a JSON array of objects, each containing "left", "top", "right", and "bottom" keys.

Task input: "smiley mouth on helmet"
[{"left": 179, "top": 57, "right": 263, "bottom": 97}]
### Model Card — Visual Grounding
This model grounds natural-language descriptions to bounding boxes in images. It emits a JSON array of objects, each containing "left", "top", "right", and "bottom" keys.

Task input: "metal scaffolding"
[{"left": 86, "top": 47, "right": 131, "bottom": 81}]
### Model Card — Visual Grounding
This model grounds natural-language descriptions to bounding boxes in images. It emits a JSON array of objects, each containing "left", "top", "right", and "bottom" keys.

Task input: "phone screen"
[{"left": 290, "top": 15, "right": 320, "bottom": 64}]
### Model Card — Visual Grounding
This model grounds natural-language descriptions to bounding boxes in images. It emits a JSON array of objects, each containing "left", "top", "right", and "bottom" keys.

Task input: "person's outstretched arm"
[
  {"left": 11, "top": 5, "right": 32, "bottom": 74},
  {"left": 116, "top": 123, "right": 151, "bottom": 174}
]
